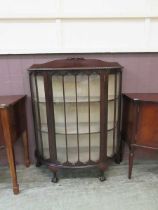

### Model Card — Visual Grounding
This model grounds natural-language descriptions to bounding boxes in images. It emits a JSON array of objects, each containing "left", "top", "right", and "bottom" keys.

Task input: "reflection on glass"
[
  {"left": 52, "top": 76, "right": 64, "bottom": 102},
  {"left": 31, "top": 69, "right": 121, "bottom": 165},
  {"left": 108, "top": 74, "right": 115, "bottom": 100},
  {"left": 108, "top": 101, "right": 114, "bottom": 130},
  {"left": 42, "top": 132, "right": 50, "bottom": 159},
  {"left": 31, "top": 74, "right": 36, "bottom": 99},
  {"left": 67, "top": 135, "right": 78, "bottom": 163},
  {"left": 56, "top": 134, "right": 67, "bottom": 163},
  {"left": 79, "top": 134, "right": 89, "bottom": 162},
  {"left": 39, "top": 103, "right": 47, "bottom": 125},
  {"left": 65, "top": 75, "right": 76, "bottom": 102},
  {"left": 78, "top": 103, "right": 89, "bottom": 133},
  {"left": 117, "top": 73, "right": 120, "bottom": 96},
  {"left": 107, "top": 131, "right": 113, "bottom": 157},
  {"left": 51, "top": 73, "right": 101, "bottom": 164},
  {"left": 33, "top": 75, "right": 49, "bottom": 158},
  {"left": 107, "top": 72, "right": 120, "bottom": 157},
  {"left": 89, "top": 74, "right": 100, "bottom": 101},
  {"left": 91, "top": 133, "right": 100, "bottom": 161},
  {"left": 36, "top": 76, "right": 45, "bottom": 102},
  {"left": 66, "top": 103, "right": 77, "bottom": 134},
  {"left": 114, "top": 128, "right": 118, "bottom": 153},
  {"left": 77, "top": 75, "right": 88, "bottom": 100}
]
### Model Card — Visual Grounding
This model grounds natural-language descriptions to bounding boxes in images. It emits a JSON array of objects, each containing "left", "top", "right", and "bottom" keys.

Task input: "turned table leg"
[
  {"left": 6, "top": 145, "right": 19, "bottom": 194},
  {"left": 1, "top": 109, "right": 19, "bottom": 194},
  {"left": 128, "top": 147, "right": 134, "bottom": 179}
]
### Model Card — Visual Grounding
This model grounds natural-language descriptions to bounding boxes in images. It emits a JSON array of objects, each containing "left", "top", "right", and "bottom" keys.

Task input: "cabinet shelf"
[
  {"left": 38, "top": 121, "right": 117, "bottom": 135},
  {"left": 43, "top": 145, "right": 114, "bottom": 161},
  {"left": 33, "top": 95, "right": 118, "bottom": 103}
]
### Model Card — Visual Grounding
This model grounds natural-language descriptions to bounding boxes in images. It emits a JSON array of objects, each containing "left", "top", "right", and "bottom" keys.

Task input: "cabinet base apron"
[{"left": 36, "top": 156, "right": 108, "bottom": 182}]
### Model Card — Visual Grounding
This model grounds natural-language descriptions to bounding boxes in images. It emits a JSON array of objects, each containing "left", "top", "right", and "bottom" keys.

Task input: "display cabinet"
[{"left": 28, "top": 58, "right": 122, "bottom": 182}]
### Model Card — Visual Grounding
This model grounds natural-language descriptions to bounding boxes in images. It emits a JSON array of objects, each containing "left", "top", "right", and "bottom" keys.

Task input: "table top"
[
  {"left": 123, "top": 93, "right": 158, "bottom": 103},
  {"left": 0, "top": 95, "right": 26, "bottom": 108}
]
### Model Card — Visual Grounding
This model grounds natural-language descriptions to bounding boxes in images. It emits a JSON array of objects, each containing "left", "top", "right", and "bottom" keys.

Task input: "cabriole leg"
[
  {"left": 98, "top": 163, "right": 107, "bottom": 182},
  {"left": 35, "top": 150, "right": 42, "bottom": 167},
  {"left": 99, "top": 170, "right": 106, "bottom": 182},
  {"left": 51, "top": 171, "right": 59, "bottom": 183}
]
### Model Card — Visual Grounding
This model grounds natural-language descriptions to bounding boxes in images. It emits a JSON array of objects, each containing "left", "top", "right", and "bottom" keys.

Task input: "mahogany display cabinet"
[{"left": 28, "top": 58, "right": 122, "bottom": 182}]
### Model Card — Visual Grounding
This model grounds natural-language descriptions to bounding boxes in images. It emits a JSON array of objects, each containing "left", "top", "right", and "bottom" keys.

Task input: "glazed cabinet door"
[
  {"left": 30, "top": 72, "right": 50, "bottom": 160},
  {"left": 30, "top": 69, "right": 121, "bottom": 165},
  {"left": 51, "top": 72, "right": 102, "bottom": 165},
  {"left": 107, "top": 71, "right": 121, "bottom": 157}
]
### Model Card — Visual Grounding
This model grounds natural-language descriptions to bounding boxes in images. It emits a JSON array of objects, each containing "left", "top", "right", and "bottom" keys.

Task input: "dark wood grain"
[
  {"left": 124, "top": 93, "right": 158, "bottom": 103},
  {"left": 122, "top": 93, "right": 158, "bottom": 179},
  {"left": 29, "top": 58, "right": 122, "bottom": 181},
  {"left": 0, "top": 95, "right": 30, "bottom": 194},
  {"left": 0, "top": 95, "right": 25, "bottom": 108},
  {"left": 30, "top": 58, "right": 122, "bottom": 70}
]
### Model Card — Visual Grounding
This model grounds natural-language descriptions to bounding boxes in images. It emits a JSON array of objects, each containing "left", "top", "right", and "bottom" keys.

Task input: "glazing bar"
[
  {"left": 75, "top": 75, "right": 80, "bottom": 162},
  {"left": 113, "top": 73, "right": 117, "bottom": 153},
  {"left": 88, "top": 75, "right": 91, "bottom": 161},
  {"left": 62, "top": 76, "right": 68, "bottom": 162},
  {"left": 34, "top": 74, "right": 44, "bottom": 157}
]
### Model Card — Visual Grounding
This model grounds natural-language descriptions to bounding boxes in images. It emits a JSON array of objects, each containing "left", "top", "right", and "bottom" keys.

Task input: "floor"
[{"left": 0, "top": 160, "right": 158, "bottom": 210}]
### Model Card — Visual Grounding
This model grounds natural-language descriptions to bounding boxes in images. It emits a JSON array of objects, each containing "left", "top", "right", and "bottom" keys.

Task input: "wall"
[
  {"left": 0, "top": 53, "right": 158, "bottom": 164},
  {"left": 0, "top": 0, "right": 158, "bottom": 53}
]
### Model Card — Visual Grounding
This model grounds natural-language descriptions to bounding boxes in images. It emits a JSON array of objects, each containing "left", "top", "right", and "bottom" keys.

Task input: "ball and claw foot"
[
  {"left": 114, "top": 155, "right": 121, "bottom": 164},
  {"left": 99, "top": 175, "right": 106, "bottom": 182},
  {"left": 98, "top": 170, "right": 106, "bottom": 182},
  {"left": 36, "top": 160, "right": 42, "bottom": 167},
  {"left": 51, "top": 173, "right": 59, "bottom": 183}
]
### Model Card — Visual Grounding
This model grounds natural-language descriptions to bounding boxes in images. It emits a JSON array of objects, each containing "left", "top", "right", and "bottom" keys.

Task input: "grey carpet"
[{"left": 0, "top": 161, "right": 158, "bottom": 210}]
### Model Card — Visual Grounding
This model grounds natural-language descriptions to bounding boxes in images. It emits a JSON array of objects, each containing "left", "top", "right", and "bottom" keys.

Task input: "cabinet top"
[
  {"left": 123, "top": 93, "right": 158, "bottom": 103},
  {"left": 29, "top": 58, "right": 122, "bottom": 70},
  {"left": 0, "top": 95, "right": 26, "bottom": 108}
]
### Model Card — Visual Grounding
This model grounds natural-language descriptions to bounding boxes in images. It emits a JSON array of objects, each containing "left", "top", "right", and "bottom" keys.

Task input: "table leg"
[
  {"left": 128, "top": 147, "right": 134, "bottom": 179},
  {"left": 1, "top": 109, "right": 19, "bottom": 194}
]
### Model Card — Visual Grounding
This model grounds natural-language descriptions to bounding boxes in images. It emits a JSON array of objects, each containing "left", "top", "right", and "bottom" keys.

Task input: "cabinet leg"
[
  {"left": 35, "top": 150, "right": 42, "bottom": 167},
  {"left": 36, "top": 160, "right": 42, "bottom": 167},
  {"left": 99, "top": 169, "right": 106, "bottom": 182},
  {"left": 99, "top": 170, "right": 106, "bottom": 182},
  {"left": 51, "top": 172, "right": 59, "bottom": 183},
  {"left": 22, "top": 130, "right": 30, "bottom": 167},
  {"left": 98, "top": 162, "right": 107, "bottom": 182},
  {"left": 128, "top": 150, "right": 134, "bottom": 179}
]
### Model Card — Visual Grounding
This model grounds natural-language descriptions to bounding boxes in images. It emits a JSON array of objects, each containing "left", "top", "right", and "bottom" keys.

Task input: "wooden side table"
[
  {"left": 0, "top": 95, "right": 30, "bottom": 194},
  {"left": 122, "top": 93, "right": 158, "bottom": 179}
]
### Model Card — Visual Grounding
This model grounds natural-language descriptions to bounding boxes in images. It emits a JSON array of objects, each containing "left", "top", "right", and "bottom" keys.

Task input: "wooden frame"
[
  {"left": 28, "top": 58, "right": 122, "bottom": 182},
  {"left": 0, "top": 95, "right": 30, "bottom": 194},
  {"left": 122, "top": 93, "right": 158, "bottom": 178}
]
